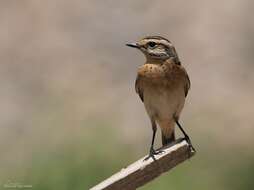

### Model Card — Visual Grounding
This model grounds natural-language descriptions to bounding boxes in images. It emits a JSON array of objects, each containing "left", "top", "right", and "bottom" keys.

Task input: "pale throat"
[{"left": 145, "top": 56, "right": 169, "bottom": 65}]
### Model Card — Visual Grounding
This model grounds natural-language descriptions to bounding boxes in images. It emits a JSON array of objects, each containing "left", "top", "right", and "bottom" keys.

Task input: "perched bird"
[{"left": 126, "top": 36, "right": 195, "bottom": 159}]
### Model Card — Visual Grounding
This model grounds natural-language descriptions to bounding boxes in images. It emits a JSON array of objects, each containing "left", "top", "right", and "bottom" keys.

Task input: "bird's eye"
[{"left": 147, "top": 41, "right": 156, "bottom": 48}]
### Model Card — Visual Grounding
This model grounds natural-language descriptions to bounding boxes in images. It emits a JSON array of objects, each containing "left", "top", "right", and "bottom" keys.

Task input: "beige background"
[{"left": 0, "top": 1, "right": 254, "bottom": 190}]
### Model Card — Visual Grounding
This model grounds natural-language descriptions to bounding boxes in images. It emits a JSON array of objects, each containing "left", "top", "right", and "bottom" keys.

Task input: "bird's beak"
[{"left": 126, "top": 43, "right": 140, "bottom": 49}]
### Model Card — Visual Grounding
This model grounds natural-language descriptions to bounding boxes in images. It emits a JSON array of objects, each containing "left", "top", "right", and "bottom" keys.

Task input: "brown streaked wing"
[
  {"left": 183, "top": 67, "right": 191, "bottom": 97},
  {"left": 135, "top": 74, "right": 144, "bottom": 102}
]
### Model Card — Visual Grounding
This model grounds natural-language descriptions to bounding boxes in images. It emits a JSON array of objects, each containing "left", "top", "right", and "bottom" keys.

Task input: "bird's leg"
[
  {"left": 174, "top": 117, "right": 196, "bottom": 152},
  {"left": 144, "top": 120, "right": 164, "bottom": 161}
]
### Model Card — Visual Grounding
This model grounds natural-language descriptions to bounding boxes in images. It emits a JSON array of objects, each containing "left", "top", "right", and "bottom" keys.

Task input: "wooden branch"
[{"left": 90, "top": 138, "right": 195, "bottom": 190}]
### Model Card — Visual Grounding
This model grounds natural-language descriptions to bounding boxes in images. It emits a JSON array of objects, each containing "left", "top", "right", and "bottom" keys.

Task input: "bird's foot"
[
  {"left": 184, "top": 136, "right": 196, "bottom": 154},
  {"left": 143, "top": 148, "right": 165, "bottom": 161}
]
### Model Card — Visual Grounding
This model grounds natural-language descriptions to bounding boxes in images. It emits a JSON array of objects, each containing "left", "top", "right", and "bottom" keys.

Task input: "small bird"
[{"left": 126, "top": 36, "right": 195, "bottom": 160}]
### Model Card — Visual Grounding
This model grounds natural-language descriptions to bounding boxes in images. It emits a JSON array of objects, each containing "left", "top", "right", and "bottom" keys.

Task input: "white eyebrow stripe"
[{"left": 156, "top": 39, "right": 172, "bottom": 47}]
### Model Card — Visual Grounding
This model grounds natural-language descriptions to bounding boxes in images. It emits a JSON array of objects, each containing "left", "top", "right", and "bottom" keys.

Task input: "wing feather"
[
  {"left": 183, "top": 68, "right": 191, "bottom": 97},
  {"left": 135, "top": 75, "right": 144, "bottom": 102}
]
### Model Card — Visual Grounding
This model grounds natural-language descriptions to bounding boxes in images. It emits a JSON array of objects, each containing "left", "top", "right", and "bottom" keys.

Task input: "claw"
[
  {"left": 185, "top": 136, "right": 196, "bottom": 154},
  {"left": 143, "top": 148, "right": 165, "bottom": 161}
]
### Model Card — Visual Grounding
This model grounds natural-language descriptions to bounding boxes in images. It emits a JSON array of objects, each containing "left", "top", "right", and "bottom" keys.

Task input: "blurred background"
[{"left": 0, "top": 0, "right": 254, "bottom": 189}]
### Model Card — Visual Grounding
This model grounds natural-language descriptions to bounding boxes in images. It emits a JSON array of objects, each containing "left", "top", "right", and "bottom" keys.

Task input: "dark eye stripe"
[
  {"left": 149, "top": 52, "right": 167, "bottom": 57},
  {"left": 147, "top": 41, "right": 156, "bottom": 47}
]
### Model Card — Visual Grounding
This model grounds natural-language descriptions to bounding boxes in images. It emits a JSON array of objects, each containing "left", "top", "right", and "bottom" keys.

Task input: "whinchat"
[{"left": 126, "top": 36, "right": 195, "bottom": 160}]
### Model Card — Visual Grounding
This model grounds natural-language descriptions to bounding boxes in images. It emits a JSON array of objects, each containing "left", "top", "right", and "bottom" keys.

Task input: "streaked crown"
[{"left": 126, "top": 36, "right": 180, "bottom": 63}]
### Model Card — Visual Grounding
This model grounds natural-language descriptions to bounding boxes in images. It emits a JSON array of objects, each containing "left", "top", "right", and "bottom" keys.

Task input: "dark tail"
[{"left": 161, "top": 130, "right": 175, "bottom": 146}]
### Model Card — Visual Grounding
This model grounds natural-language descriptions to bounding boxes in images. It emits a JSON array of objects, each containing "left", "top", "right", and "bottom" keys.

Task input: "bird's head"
[{"left": 126, "top": 36, "right": 180, "bottom": 64}]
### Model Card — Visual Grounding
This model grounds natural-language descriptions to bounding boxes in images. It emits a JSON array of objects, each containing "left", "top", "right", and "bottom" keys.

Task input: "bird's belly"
[{"left": 143, "top": 86, "right": 185, "bottom": 121}]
